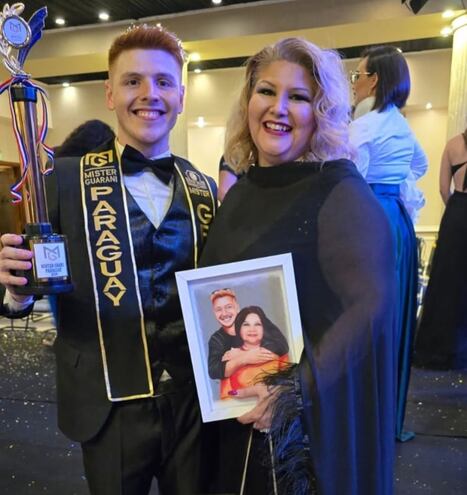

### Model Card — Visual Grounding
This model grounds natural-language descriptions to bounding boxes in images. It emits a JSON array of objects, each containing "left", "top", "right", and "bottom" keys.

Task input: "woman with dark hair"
[
  {"left": 54, "top": 120, "right": 115, "bottom": 158},
  {"left": 200, "top": 37, "right": 396, "bottom": 495},
  {"left": 349, "top": 45, "right": 428, "bottom": 442},
  {"left": 220, "top": 306, "right": 289, "bottom": 398},
  {"left": 414, "top": 128, "right": 467, "bottom": 369}
]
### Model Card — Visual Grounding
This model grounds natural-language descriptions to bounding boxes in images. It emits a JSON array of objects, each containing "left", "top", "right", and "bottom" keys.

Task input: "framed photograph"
[{"left": 176, "top": 253, "right": 303, "bottom": 422}]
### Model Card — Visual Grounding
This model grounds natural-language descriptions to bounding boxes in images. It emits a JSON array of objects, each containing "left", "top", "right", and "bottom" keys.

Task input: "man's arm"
[
  {"left": 223, "top": 347, "right": 279, "bottom": 377},
  {"left": 208, "top": 331, "right": 230, "bottom": 379}
]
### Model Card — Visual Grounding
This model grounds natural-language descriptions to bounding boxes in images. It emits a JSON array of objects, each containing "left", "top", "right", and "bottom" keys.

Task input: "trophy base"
[
  {"left": 13, "top": 223, "right": 73, "bottom": 296},
  {"left": 14, "top": 280, "right": 74, "bottom": 296}
]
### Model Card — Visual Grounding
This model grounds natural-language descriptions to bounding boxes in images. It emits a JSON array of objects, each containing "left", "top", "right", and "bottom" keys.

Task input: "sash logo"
[
  {"left": 185, "top": 170, "right": 208, "bottom": 190},
  {"left": 84, "top": 150, "right": 114, "bottom": 167}
]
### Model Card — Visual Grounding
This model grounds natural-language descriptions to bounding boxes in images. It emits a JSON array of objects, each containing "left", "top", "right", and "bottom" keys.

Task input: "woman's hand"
[
  {"left": 244, "top": 347, "right": 277, "bottom": 365},
  {"left": 233, "top": 383, "right": 279, "bottom": 431}
]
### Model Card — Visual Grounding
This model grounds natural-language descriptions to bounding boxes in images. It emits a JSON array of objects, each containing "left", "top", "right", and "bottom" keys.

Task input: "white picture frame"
[{"left": 175, "top": 253, "right": 303, "bottom": 422}]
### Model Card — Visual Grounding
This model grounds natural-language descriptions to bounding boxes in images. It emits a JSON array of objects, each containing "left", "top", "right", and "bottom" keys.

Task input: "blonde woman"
[{"left": 200, "top": 38, "right": 396, "bottom": 495}]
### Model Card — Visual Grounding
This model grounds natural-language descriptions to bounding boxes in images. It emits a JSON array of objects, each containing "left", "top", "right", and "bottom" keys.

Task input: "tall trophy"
[{"left": 0, "top": 3, "right": 72, "bottom": 295}]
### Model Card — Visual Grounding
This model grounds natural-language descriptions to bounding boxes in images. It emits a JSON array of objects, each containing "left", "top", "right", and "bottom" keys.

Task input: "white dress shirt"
[
  {"left": 349, "top": 99, "right": 428, "bottom": 222},
  {"left": 349, "top": 101, "right": 428, "bottom": 184}
]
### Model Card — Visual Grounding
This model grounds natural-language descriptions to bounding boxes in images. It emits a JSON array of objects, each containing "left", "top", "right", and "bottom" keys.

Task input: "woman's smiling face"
[
  {"left": 239, "top": 313, "right": 264, "bottom": 346},
  {"left": 248, "top": 60, "right": 315, "bottom": 167}
]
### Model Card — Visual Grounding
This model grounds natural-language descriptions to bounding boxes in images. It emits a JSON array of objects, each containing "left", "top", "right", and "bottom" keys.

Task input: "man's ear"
[
  {"left": 178, "top": 85, "right": 185, "bottom": 114},
  {"left": 105, "top": 79, "right": 114, "bottom": 111}
]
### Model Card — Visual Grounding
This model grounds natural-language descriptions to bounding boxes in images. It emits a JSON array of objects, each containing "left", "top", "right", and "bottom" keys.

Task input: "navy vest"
[{"left": 126, "top": 172, "right": 196, "bottom": 383}]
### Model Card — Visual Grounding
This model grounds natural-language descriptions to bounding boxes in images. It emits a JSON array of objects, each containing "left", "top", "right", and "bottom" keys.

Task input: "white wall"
[
  {"left": 188, "top": 126, "right": 225, "bottom": 180},
  {"left": 0, "top": 119, "right": 20, "bottom": 162},
  {"left": 406, "top": 108, "right": 447, "bottom": 228},
  {"left": 47, "top": 83, "right": 117, "bottom": 146},
  {"left": 186, "top": 68, "right": 243, "bottom": 127}
]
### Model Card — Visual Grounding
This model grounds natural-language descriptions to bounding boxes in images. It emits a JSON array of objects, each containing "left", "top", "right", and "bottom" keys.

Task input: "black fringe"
[{"left": 263, "top": 364, "right": 317, "bottom": 495}]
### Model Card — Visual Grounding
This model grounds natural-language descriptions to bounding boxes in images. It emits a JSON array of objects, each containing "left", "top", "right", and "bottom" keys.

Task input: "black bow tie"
[{"left": 121, "top": 145, "right": 174, "bottom": 185}]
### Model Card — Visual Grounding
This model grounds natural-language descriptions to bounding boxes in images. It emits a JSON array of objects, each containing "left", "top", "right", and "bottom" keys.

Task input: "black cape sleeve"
[{"left": 272, "top": 176, "right": 397, "bottom": 495}]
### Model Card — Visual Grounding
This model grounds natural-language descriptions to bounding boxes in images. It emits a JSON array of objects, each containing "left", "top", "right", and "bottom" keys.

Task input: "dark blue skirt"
[{"left": 370, "top": 183, "right": 418, "bottom": 442}]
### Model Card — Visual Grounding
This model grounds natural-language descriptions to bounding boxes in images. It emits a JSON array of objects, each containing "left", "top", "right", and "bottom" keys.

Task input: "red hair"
[{"left": 108, "top": 24, "right": 185, "bottom": 70}]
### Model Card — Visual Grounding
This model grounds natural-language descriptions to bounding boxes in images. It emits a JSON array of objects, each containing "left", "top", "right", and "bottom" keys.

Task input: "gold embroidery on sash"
[
  {"left": 174, "top": 162, "right": 199, "bottom": 268},
  {"left": 84, "top": 150, "right": 113, "bottom": 167}
]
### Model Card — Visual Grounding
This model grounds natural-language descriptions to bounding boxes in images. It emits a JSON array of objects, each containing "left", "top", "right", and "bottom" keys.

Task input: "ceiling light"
[
  {"left": 442, "top": 9, "right": 455, "bottom": 19},
  {"left": 62, "top": 82, "right": 70, "bottom": 88},
  {"left": 190, "top": 52, "right": 201, "bottom": 62},
  {"left": 425, "top": 102, "right": 432, "bottom": 110},
  {"left": 98, "top": 11, "right": 110, "bottom": 21},
  {"left": 194, "top": 68, "right": 202, "bottom": 74},
  {"left": 196, "top": 116, "right": 206, "bottom": 128},
  {"left": 212, "top": 0, "right": 223, "bottom": 4},
  {"left": 440, "top": 26, "right": 453, "bottom": 37},
  {"left": 55, "top": 17, "right": 65, "bottom": 26}
]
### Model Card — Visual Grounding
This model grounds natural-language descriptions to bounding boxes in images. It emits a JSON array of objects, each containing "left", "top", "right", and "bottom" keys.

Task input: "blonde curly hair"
[{"left": 224, "top": 37, "right": 354, "bottom": 173}]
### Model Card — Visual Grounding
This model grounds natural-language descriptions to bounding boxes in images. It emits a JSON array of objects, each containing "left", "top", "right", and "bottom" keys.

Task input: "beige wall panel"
[
  {"left": 188, "top": 126, "right": 225, "bottom": 181},
  {"left": 0, "top": 119, "right": 22, "bottom": 162},
  {"left": 47, "top": 83, "right": 117, "bottom": 147},
  {"left": 407, "top": 108, "right": 447, "bottom": 228},
  {"left": 186, "top": 68, "right": 243, "bottom": 127}
]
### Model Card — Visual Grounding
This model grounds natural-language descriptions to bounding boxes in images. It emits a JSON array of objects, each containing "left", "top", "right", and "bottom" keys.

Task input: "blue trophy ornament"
[{"left": 0, "top": 3, "right": 72, "bottom": 295}]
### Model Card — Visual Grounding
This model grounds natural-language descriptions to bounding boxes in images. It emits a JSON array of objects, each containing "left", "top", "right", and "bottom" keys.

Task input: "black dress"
[
  {"left": 414, "top": 190, "right": 467, "bottom": 369},
  {"left": 200, "top": 160, "right": 397, "bottom": 495}
]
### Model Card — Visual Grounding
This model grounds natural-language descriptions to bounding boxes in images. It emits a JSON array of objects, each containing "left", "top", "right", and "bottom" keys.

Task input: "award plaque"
[{"left": 0, "top": 3, "right": 72, "bottom": 295}]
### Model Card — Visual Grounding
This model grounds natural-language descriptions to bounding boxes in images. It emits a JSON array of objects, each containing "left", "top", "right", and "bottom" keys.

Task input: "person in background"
[
  {"left": 0, "top": 24, "right": 216, "bottom": 495},
  {"left": 200, "top": 37, "right": 396, "bottom": 495},
  {"left": 414, "top": 128, "right": 467, "bottom": 370},
  {"left": 349, "top": 45, "right": 428, "bottom": 442},
  {"left": 54, "top": 120, "right": 115, "bottom": 158},
  {"left": 217, "top": 154, "right": 244, "bottom": 202}
]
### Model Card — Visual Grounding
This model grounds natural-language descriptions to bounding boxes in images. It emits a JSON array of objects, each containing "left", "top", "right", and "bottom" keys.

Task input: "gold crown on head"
[{"left": 123, "top": 22, "right": 186, "bottom": 62}]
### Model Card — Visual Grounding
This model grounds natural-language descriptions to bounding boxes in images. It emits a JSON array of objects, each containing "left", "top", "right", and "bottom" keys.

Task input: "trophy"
[{"left": 0, "top": 3, "right": 72, "bottom": 295}]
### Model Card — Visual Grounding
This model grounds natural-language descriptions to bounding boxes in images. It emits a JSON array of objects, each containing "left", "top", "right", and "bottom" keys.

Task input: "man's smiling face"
[
  {"left": 212, "top": 295, "right": 240, "bottom": 333},
  {"left": 105, "top": 48, "right": 184, "bottom": 157}
]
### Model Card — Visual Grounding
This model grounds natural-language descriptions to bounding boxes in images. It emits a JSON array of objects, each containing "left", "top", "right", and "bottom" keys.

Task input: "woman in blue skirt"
[{"left": 349, "top": 46, "right": 428, "bottom": 441}]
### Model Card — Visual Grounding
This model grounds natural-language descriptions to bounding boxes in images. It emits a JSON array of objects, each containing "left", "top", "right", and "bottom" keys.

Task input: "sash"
[
  {"left": 174, "top": 156, "right": 216, "bottom": 266},
  {"left": 80, "top": 140, "right": 216, "bottom": 401}
]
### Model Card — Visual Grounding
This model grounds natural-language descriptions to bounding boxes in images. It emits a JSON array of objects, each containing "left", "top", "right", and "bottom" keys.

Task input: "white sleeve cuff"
[{"left": 4, "top": 290, "right": 34, "bottom": 312}]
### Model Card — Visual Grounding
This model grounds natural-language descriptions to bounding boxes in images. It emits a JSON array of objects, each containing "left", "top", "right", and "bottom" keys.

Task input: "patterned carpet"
[{"left": 0, "top": 308, "right": 466, "bottom": 494}]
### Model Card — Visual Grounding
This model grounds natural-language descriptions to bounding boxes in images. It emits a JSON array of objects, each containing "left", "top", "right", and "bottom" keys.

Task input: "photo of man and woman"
[
  {"left": 175, "top": 254, "right": 303, "bottom": 421},
  {"left": 208, "top": 289, "right": 289, "bottom": 399}
]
